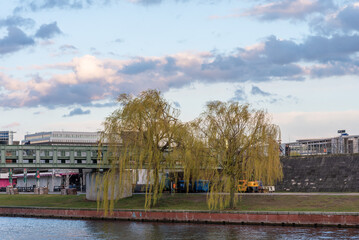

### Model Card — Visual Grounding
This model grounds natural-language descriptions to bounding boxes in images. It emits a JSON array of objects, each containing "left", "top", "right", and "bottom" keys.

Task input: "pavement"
[
  {"left": 238, "top": 192, "right": 359, "bottom": 196},
  {"left": 0, "top": 191, "right": 86, "bottom": 195},
  {"left": 1, "top": 191, "right": 359, "bottom": 195},
  {"left": 133, "top": 192, "right": 359, "bottom": 196}
]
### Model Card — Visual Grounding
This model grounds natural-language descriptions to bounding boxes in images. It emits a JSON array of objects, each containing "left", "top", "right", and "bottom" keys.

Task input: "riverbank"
[
  {"left": 1, "top": 194, "right": 359, "bottom": 212},
  {"left": 0, "top": 207, "right": 359, "bottom": 227},
  {"left": 0, "top": 194, "right": 358, "bottom": 227}
]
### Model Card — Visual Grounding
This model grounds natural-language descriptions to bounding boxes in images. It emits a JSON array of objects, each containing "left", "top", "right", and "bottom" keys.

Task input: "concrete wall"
[
  {"left": 86, "top": 172, "right": 132, "bottom": 201},
  {"left": 276, "top": 154, "right": 359, "bottom": 192}
]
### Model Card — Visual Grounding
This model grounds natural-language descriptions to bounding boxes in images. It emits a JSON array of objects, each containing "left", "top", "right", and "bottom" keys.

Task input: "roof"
[
  {"left": 13, "top": 172, "right": 79, "bottom": 178},
  {"left": 0, "top": 173, "right": 16, "bottom": 179}
]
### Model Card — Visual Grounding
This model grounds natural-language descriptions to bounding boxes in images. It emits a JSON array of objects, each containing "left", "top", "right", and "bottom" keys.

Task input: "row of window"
[
  {"left": 52, "top": 133, "right": 99, "bottom": 139},
  {"left": 24, "top": 132, "right": 100, "bottom": 142},
  {"left": 5, "top": 150, "right": 100, "bottom": 157},
  {"left": 52, "top": 139, "right": 98, "bottom": 143}
]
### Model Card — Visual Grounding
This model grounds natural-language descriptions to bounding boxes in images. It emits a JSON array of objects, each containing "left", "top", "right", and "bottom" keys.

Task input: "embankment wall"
[
  {"left": 0, "top": 207, "right": 358, "bottom": 227},
  {"left": 276, "top": 154, "right": 359, "bottom": 192}
]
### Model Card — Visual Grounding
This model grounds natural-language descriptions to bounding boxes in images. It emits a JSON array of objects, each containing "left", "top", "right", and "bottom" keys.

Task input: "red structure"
[
  {"left": 0, "top": 208, "right": 358, "bottom": 227},
  {"left": 0, "top": 179, "right": 16, "bottom": 188}
]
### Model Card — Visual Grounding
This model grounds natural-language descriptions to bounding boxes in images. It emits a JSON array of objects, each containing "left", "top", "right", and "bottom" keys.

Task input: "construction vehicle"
[
  {"left": 238, "top": 180, "right": 276, "bottom": 193},
  {"left": 238, "top": 180, "right": 262, "bottom": 193}
]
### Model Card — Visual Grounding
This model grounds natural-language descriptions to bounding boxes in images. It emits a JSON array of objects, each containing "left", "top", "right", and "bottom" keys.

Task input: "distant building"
[
  {"left": 23, "top": 131, "right": 101, "bottom": 145},
  {"left": 13, "top": 170, "right": 79, "bottom": 191},
  {"left": 0, "top": 173, "right": 16, "bottom": 188},
  {"left": 284, "top": 131, "right": 359, "bottom": 156},
  {"left": 0, "top": 131, "right": 14, "bottom": 145}
]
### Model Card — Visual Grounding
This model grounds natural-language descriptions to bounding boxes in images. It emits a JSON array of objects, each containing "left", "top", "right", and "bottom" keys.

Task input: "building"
[
  {"left": 23, "top": 131, "right": 101, "bottom": 145},
  {"left": 13, "top": 170, "right": 79, "bottom": 191},
  {"left": 0, "top": 131, "right": 14, "bottom": 145},
  {"left": 0, "top": 173, "right": 16, "bottom": 189},
  {"left": 21, "top": 131, "right": 101, "bottom": 192},
  {"left": 284, "top": 131, "right": 359, "bottom": 156}
]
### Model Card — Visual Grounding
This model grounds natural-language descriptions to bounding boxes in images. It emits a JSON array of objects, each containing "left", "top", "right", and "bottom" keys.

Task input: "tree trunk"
[
  {"left": 150, "top": 167, "right": 160, "bottom": 208},
  {"left": 229, "top": 175, "right": 236, "bottom": 209}
]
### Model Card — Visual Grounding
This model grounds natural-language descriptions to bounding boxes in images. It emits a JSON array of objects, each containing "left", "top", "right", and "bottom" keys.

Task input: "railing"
[{"left": 0, "top": 145, "right": 109, "bottom": 169}]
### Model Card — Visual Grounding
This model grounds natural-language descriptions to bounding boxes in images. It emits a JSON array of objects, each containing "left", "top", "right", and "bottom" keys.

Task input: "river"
[{"left": 1, "top": 216, "right": 359, "bottom": 239}]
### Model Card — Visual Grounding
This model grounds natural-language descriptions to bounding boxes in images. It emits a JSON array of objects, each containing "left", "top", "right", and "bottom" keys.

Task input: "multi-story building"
[
  {"left": 23, "top": 131, "right": 101, "bottom": 145},
  {"left": 0, "top": 131, "right": 14, "bottom": 145},
  {"left": 284, "top": 131, "right": 359, "bottom": 156},
  {"left": 20, "top": 131, "right": 102, "bottom": 192}
]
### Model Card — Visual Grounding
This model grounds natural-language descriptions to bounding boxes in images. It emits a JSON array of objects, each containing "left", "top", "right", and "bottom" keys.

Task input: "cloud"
[
  {"left": 309, "top": 61, "right": 359, "bottom": 78},
  {"left": 311, "top": 4, "right": 359, "bottom": 34},
  {"left": 231, "top": 88, "right": 247, "bottom": 102},
  {"left": 252, "top": 34, "right": 359, "bottom": 65},
  {"left": 251, "top": 86, "right": 271, "bottom": 96},
  {"left": 248, "top": 86, "right": 295, "bottom": 105},
  {"left": 335, "top": 4, "right": 359, "bottom": 31},
  {"left": 0, "top": 27, "right": 35, "bottom": 55},
  {"left": 120, "top": 59, "right": 160, "bottom": 75},
  {"left": 16, "top": 0, "right": 89, "bottom": 12},
  {"left": 35, "top": 22, "right": 62, "bottom": 39},
  {"left": 242, "top": 0, "right": 335, "bottom": 21},
  {"left": 1, "top": 28, "right": 359, "bottom": 109},
  {"left": 82, "top": 102, "right": 117, "bottom": 108},
  {"left": 63, "top": 108, "right": 91, "bottom": 117},
  {"left": 1, "top": 122, "right": 20, "bottom": 128},
  {"left": 0, "top": 19, "right": 65, "bottom": 56},
  {"left": 14, "top": 0, "right": 171, "bottom": 12},
  {"left": 127, "top": 0, "right": 162, "bottom": 5},
  {"left": 12, "top": 0, "right": 222, "bottom": 14},
  {"left": 59, "top": 44, "right": 77, "bottom": 51},
  {"left": 201, "top": 49, "right": 304, "bottom": 82},
  {"left": 127, "top": 0, "right": 194, "bottom": 5},
  {"left": 0, "top": 55, "right": 119, "bottom": 108},
  {"left": 52, "top": 44, "right": 79, "bottom": 56},
  {"left": 213, "top": 1, "right": 358, "bottom": 38},
  {"left": 0, "top": 15, "right": 35, "bottom": 28},
  {"left": 114, "top": 38, "right": 124, "bottom": 43},
  {"left": 173, "top": 101, "right": 181, "bottom": 108}
]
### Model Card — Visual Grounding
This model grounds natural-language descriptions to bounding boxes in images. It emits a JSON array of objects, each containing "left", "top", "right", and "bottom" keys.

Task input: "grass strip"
[{"left": 0, "top": 194, "right": 358, "bottom": 212}]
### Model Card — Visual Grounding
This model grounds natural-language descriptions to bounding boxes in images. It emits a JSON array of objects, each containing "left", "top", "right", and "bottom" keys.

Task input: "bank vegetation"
[{"left": 97, "top": 89, "right": 283, "bottom": 212}]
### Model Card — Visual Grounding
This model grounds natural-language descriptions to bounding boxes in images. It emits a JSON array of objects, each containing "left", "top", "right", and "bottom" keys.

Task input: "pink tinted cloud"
[
  {"left": 1, "top": 122, "right": 20, "bottom": 128},
  {"left": 241, "top": 0, "right": 334, "bottom": 20}
]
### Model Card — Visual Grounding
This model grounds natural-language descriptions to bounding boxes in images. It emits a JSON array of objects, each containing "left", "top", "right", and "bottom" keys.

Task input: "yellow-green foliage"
[
  {"left": 97, "top": 90, "right": 194, "bottom": 212},
  {"left": 194, "top": 102, "right": 283, "bottom": 209},
  {"left": 97, "top": 90, "right": 283, "bottom": 212}
]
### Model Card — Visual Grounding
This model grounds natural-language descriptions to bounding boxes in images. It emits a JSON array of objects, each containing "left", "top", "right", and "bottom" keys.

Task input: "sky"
[{"left": 1, "top": 0, "right": 359, "bottom": 142}]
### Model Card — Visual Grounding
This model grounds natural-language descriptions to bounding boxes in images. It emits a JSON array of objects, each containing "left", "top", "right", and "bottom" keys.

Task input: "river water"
[{"left": 1, "top": 217, "right": 359, "bottom": 240}]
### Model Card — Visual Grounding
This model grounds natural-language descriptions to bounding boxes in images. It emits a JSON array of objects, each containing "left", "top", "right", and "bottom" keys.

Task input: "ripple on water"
[{"left": 1, "top": 217, "right": 359, "bottom": 240}]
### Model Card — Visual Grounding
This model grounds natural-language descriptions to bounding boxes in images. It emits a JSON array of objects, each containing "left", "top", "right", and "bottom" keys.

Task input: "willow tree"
[
  {"left": 195, "top": 101, "right": 282, "bottom": 209},
  {"left": 98, "top": 89, "right": 194, "bottom": 210}
]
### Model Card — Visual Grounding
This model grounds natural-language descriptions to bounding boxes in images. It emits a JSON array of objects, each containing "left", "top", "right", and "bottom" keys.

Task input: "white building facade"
[
  {"left": 23, "top": 131, "right": 101, "bottom": 145},
  {"left": 284, "top": 132, "right": 359, "bottom": 156}
]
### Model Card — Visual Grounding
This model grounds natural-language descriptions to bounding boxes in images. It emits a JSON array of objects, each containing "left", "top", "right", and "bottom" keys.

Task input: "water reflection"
[{"left": 0, "top": 217, "right": 359, "bottom": 240}]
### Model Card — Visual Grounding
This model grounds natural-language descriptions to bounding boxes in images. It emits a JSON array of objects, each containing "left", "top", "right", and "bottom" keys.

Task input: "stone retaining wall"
[
  {"left": 0, "top": 207, "right": 358, "bottom": 227},
  {"left": 276, "top": 154, "right": 359, "bottom": 192}
]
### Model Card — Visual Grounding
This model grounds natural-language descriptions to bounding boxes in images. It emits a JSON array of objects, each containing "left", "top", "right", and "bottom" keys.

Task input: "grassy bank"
[{"left": 0, "top": 194, "right": 358, "bottom": 212}]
